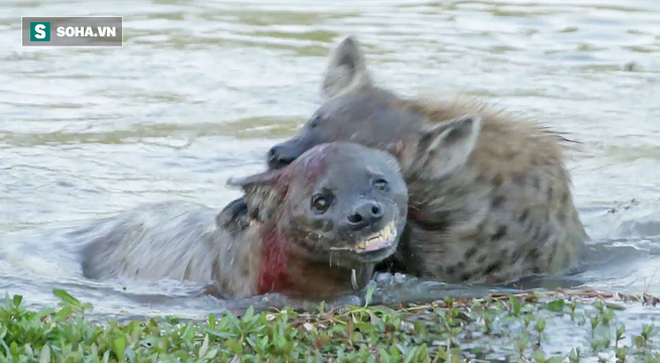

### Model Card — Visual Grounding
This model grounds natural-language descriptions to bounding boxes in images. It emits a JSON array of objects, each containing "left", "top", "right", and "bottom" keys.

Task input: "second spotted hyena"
[
  {"left": 80, "top": 142, "right": 408, "bottom": 300},
  {"left": 266, "top": 36, "right": 589, "bottom": 284}
]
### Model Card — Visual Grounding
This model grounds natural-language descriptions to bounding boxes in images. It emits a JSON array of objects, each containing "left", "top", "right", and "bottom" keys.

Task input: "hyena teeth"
[{"left": 355, "top": 221, "right": 397, "bottom": 252}]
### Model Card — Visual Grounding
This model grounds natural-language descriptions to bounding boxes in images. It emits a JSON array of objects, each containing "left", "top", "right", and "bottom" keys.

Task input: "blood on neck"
[{"left": 257, "top": 225, "right": 294, "bottom": 295}]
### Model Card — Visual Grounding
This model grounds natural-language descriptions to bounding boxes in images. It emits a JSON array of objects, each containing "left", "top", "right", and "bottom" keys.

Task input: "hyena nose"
[
  {"left": 347, "top": 201, "right": 384, "bottom": 229},
  {"left": 267, "top": 144, "right": 298, "bottom": 170}
]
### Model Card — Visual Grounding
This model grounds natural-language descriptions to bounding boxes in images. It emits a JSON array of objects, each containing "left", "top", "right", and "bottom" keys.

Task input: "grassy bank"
[{"left": 1, "top": 288, "right": 659, "bottom": 363}]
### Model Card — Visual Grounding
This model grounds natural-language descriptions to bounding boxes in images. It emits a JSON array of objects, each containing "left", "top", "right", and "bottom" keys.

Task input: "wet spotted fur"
[
  {"left": 396, "top": 97, "right": 589, "bottom": 283},
  {"left": 267, "top": 36, "right": 589, "bottom": 284}
]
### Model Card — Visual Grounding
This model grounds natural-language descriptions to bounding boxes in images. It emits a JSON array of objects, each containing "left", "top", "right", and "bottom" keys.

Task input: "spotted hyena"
[
  {"left": 80, "top": 142, "right": 408, "bottom": 300},
  {"left": 266, "top": 36, "right": 589, "bottom": 284}
]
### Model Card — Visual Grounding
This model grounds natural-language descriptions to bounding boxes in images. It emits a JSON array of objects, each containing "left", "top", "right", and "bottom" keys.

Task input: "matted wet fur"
[
  {"left": 266, "top": 36, "right": 589, "bottom": 284},
  {"left": 81, "top": 142, "right": 408, "bottom": 300}
]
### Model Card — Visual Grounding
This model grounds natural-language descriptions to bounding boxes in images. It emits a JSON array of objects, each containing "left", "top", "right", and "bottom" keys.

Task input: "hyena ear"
[
  {"left": 385, "top": 140, "right": 404, "bottom": 159},
  {"left": 226, "top": 169, "right": 281, "bottom": 190},
  {"left": 215, "top": 196, "right": 249, "bottom": 229},
  {"left": 418, "top": 115, "right": 482, "bottom": 179},
  {"left": 226, "top": 170, "right": 285, "bottom": 222},
  {"left": 322, "top": 35, "right": 373, "bottom": 99}
]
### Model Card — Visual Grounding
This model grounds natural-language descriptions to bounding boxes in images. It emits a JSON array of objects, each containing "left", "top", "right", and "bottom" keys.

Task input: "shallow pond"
[{"left": 1, "top": 0, "right": 659, "bottom": 329}]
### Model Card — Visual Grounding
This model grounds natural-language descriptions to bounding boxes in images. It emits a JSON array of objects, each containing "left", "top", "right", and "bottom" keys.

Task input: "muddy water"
[{"left": 1, "top": 0, "right": 659, "bottom": 326}]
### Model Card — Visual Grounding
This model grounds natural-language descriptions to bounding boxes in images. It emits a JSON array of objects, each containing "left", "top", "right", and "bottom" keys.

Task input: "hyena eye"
[
  {"left": 311, "top": 194, "right": 331, "bottom": 213},
  {"left": 374, "top": 178, "right": 388, "bottom": 191},
  {"left": 309, "top": 113, "right": 322, "bottom": 129}
]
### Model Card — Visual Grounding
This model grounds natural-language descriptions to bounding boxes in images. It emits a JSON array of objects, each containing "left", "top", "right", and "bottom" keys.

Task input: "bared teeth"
[{"left": 355, "top": 221, "right": 397, "bottom": 252}]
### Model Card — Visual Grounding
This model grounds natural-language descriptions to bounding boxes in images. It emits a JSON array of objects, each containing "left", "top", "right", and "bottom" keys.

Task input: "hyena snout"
[
  {"left": 267, "top": 143, "right": 301, "bottom": 170},
  {"left": 346, "top": 201, "right": 384, "bottom": 230}
]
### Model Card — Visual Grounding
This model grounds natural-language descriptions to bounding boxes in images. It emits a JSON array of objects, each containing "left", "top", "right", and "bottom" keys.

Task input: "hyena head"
[
  {"left": 267, "top": 35, "right": 482, "bottom": 181},
  {"left": 228, "top": 142, "right": 408, "bottom": 268}
]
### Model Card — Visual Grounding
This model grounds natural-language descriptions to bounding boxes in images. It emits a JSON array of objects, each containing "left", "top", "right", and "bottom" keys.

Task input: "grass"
[{"left": 0, "top": 287, "right": 659, "bottom": 362}]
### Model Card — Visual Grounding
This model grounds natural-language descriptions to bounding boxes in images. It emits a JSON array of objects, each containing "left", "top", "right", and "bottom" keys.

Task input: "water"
[{"left": 0, "top": 0, "right": 659, "bottom": 323}]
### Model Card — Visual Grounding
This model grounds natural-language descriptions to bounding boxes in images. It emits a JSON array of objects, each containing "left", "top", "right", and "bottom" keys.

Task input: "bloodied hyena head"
[
  {"left": 80, "top": 142, "right": 408, "bottom": 300},
  {"left": 266, "top": 35, "right": 589, "bottom": 285}
]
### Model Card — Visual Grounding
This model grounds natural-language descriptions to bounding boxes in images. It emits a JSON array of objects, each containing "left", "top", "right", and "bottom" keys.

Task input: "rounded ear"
[
  {"left": 384, "top": 140, "right": 405, "bottom": 159},
  {"left": 322, "top": 35, "right": 373, "bottom": 99},
  {"left": 215, "top": 197, "right": 249, "bottom": 229},
  {"left": 420, "top": 115, "right": 482, "bottom": 145},
  {"left": 226, "top": 169, "right": 282, "bottom": 191},
  {"left": 226, "top": 169, "right": 286, "bottom": 223},
  {"left": 416, "top": 114, "right": 482, "bottom": 179}
]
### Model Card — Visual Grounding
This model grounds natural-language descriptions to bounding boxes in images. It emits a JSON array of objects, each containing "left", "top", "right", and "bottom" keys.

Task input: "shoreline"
[{"left": 1, "top": 288, "right": 658, "bottom": 362}]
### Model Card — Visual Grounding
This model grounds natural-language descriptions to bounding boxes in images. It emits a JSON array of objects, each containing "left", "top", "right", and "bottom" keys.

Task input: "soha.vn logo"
[
  {"left": 30, "top": 22, "right": 51, "bottom": 41},
  {"left": 23, "top": 16, "right": 122, "bottom": 47},
  {"left": 56, "top": 25, "right": 117, "bottom": 38}
]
